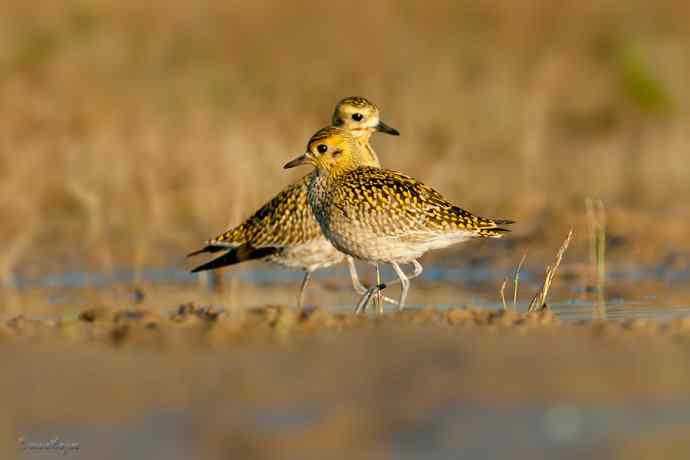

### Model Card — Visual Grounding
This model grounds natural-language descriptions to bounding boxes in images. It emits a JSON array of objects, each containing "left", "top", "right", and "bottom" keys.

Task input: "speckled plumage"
[
  {"left": 285, "top": 127, "right": 513, "bottom": 311},
  {"left": 191, "top": 175, "right": 338, "bottom": 271},
  {"left": 188, "top": 97, "right": 399, "bottom": 307},
  {"left": 309, "top": 166, "right": 511, "bottom": 263}
]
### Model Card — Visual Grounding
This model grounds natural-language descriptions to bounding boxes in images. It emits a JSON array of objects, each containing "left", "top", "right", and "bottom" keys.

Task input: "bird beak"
[
  {"left": 375, "top": 120, "right": 400, "bottom": 136},
  {"left": 284, "top": 154, "right": 311, "bottom": 169}
]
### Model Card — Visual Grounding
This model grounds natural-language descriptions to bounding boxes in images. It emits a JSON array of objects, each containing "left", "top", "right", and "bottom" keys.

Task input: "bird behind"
[{"left": 188, "top": 97, "right": 400, "bottom": 307}]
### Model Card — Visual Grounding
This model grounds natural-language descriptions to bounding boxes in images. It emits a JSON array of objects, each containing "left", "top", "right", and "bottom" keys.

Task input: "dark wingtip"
[
  {"left": 190, "top": 257, "right": 227, "bottom": 273},
  {"left": 188, "top": 245, "right": 228, "bottom": 257},
  {"left": 190, "top": 245, "right": 279, "bottom": 273},
  {"left": 494, "top": 219, "right": 515, "bottom": 225},
  {"left": 190, "top": 251, "right": 238, "bottom": 273}
]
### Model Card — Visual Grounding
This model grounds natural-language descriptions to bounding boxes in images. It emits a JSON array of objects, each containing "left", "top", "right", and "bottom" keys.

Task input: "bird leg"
[
  {"left": 347, "top": 257, "right": 398, "bottom": 309},
  {"left": 374, "top": 263, "right": 384, "bottom": 314},
  {"left": 297, "top": 269, "right": 313, "bottom": 309},
  {"left": 354, "top": 260, "right": 423, "bottom": 313},
  {"left": 391, "top": 262, "right": 410, "bottom": 310}
]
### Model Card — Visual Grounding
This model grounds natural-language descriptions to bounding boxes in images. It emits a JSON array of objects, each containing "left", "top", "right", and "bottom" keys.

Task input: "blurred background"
[
  {"left": 1, "top": 0, "right": 690, "bottom": 313},
  {"left": 2, "top": 0, "right": 689, "bottom": 272},
  {"left": 4, "top": 1, "right": 690, "bottom": 459}
]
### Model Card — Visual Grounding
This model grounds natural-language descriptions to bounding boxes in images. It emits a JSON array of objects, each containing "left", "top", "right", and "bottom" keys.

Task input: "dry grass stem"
[
  {"left": 513, "top": 254, "right": 527, "bottom": 309},
  {"left": 528, "top": 229, "right": 573, "bottom": 312},
  {"left": 500, "top": 278, "right": 508, "bottom": 310},
  {"left": 586, "top": 198, "right": 607, "bottom": 319}
]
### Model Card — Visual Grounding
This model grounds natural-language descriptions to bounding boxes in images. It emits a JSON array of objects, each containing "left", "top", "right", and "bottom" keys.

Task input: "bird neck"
[
  {"left": 315, "top": 156, "right": 360, "bottom": 179},
  {"left": 355, "top": 137, "right": 381, "bottom": 168}
]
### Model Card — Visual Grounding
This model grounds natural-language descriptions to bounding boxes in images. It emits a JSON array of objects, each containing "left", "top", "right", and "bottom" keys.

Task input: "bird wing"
[
  {"left": 188, "top": 174, "right": 322, "bottom": 257},
  {"left": 331, "top": 167, "right": 512, "bottom": 237},
  {"left": 329, "top": 167, "right": 444, "bottom": 236}
]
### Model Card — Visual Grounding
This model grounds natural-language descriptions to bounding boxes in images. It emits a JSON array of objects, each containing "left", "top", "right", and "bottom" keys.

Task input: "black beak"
[
  {"left": 376, "top": 121, "right": 400, "bottom": 136},
  {"left": 284, "top": 154, "right": 310, "bottom": 169}
]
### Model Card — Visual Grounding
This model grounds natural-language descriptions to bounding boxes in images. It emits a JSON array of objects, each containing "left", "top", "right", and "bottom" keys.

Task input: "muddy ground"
[{"left": 3, "top": 304, "right": 690, "bottom": 459}]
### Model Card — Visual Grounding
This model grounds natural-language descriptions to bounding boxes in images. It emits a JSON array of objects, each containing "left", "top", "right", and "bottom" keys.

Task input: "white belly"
[
  {"left": 329, "top": 230, "right": 475, "bottom": 264},
  {"left": 266, "top": 237, "right": 345, "bottom": 271}
]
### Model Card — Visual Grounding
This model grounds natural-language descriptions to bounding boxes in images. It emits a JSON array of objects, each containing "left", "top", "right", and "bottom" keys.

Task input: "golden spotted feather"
[
  {"left": 188, "top": 96, "right": 398, "bottom": 277},
  {"left": 188, "top": 174, "right": 340, "bottom": 272},
  {"left": 211, "top": 177, "right": 321, "bottom": 248},
  {"left": 308, "top": 166, "right": 513, "bottom": 264}
]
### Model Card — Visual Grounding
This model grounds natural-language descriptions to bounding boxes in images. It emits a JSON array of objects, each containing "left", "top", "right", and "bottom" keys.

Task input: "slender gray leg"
[
  {"left": 355, "top": 286, "right": 379, "bottom": 314},
  {"left": 348, "top": 257, "right": 398, "bottom": 309},
  {"left": 408, "top": 260, "right": 424, "bottom": 280},
  {"left": 391, "top": 262, "right": 410, "bottom": 310},
  {"left": 356, "top": 260, "right": 424, "bottom": 313},
  {"left": 297, "top": 270, "right": 313, "bottom": 309},
  {"left": 348, "top": 257, "right": 367, "bottom": 295},
  {"left": 374, "top": 264, "right": 384, "bottom": 315}
]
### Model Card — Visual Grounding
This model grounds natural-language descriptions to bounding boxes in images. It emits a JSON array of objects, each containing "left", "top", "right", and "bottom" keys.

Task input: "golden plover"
[
  {"left": 188, "top": 97, "right": 399, "bottom": 308},
  {"left": 284, "top": 127, "right": 513, "bottom": 312}
]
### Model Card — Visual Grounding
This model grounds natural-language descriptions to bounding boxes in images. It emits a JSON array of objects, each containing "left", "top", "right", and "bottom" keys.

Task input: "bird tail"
[
  {"left": 476, "top": 218, "right": 515, "bottom": 238},
  {"left": 477, "top": 227, "right": 511, "bottom": 238},
  {"left": 188, "top": 224, "right": 248, "bottom": 257},
  {"left": 190, "top": 245, "right": 278, "bottom": 273}
]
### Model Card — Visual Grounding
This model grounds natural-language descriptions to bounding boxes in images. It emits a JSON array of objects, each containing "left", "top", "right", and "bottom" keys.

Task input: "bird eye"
[
  {"left": 351, "top": 113, "right": 364, "bottom": 122},
  {"left": 317, "top": 144, "right": 328, "bottom": 154}
]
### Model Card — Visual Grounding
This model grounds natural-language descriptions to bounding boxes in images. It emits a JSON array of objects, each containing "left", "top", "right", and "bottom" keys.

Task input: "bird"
[
  {"left": 188, "top": 97, "right": 400, "bottom": 308},
  {"left": 284, "top": 127, "right": 514, "bottom": 312}
]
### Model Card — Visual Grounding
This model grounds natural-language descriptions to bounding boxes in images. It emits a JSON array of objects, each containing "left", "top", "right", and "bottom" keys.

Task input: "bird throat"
[{"left": 355, "top": 137, "right": 381, "bottom": 168}]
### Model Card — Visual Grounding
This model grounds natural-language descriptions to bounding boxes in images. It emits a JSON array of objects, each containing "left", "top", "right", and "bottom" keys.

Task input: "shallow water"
[
  {"left": 7, "top": 259, "right": 690, "bottom": 323},
  {"left": 11, "top": 260, "right": 690, "bottom": 289}
]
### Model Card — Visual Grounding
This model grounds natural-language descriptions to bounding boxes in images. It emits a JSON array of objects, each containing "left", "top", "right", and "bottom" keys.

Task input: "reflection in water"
[
  {"left": 11, "top": 261, "right": 690, "bottom": 290},
  {"left": 8, "top": 261, "right": 690, "bottom": 323}
]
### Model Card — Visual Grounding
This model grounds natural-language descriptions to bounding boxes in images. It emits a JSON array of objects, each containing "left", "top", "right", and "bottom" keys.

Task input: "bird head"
[
  {"left": 331, "top": 96, "right": 399, "bottom": 139},
  {"left": 284, "top": 126, "right": 363, "bottom": 174}
]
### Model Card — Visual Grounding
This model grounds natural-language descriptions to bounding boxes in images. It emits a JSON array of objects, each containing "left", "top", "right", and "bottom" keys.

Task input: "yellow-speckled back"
[
  {"left": 302, "top": 130, "right": 512, "bottom": 264},
  {"left": 191, "top": 97, "right": 398, "bottom": 272}
]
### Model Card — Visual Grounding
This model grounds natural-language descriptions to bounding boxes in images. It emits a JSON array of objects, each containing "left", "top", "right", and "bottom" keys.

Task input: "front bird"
[{"left": 284, "top": 127, "right": 514, "bottom": 312}]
